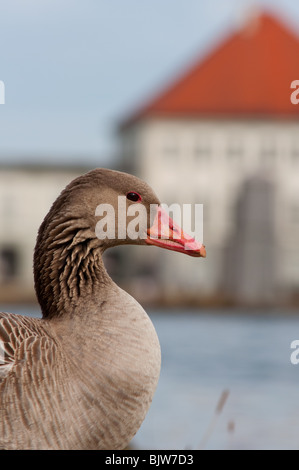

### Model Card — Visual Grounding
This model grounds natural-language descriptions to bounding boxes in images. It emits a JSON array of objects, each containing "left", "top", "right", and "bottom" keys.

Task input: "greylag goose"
[{"left": 0, "top": 168, "right": 206, "bottom": 450}]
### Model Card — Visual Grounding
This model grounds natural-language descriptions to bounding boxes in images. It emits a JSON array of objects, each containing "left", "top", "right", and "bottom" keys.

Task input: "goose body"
[{"left": 0, "top": 169, "right": 205, "bottom": 450}]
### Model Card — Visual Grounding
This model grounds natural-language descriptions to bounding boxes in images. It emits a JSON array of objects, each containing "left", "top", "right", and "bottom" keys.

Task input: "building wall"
[
  {"left": 0, "top": 166, "right": 91, "bottom": 299},
  {"left": 120, "top": 118, "right": 299, "bottom": 302}
]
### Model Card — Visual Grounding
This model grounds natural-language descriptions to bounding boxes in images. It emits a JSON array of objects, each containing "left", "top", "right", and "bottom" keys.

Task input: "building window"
[
  {"left": 163, "top": 145, "right": 178, "bottom": 156},
  {"left": 123, "top": 135, "right": 133, "bottom": 158},
  {"left": 162, "top": 138, "right": 179, "bottom": 161},
  {"left": 260, "top": 140, "right": 276, "bottom": 166},
  {"left": 291, "top": 205, "right": 299, "bottom": 225},
  {"left": 0, "top": 246, "right": 19, "bottom": 282},
  {"left": 261, "top": 146, "right": 276, "bottom": 157},
  {"left": 227, "top": 139, "right": 243, "bottom": 163},
  {"left": 194, "top": 140, "right": 210, "bottom": 161},
  {"left": 291, "top": 144, "right": 299, "bottom": 164}
]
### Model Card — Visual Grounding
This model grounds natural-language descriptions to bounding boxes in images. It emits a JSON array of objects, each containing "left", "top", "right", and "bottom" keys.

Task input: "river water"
[
  {"left": 2, "top": 306, "right": 299, "bottom": 450},
  {"left": 133, "top": 310, "right": 299, "bottom": 450}
]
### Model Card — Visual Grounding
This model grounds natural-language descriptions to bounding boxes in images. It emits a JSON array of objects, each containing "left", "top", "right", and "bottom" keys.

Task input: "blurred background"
[{"left": 1, "top": 0, "right": 299, "bottom": 450}]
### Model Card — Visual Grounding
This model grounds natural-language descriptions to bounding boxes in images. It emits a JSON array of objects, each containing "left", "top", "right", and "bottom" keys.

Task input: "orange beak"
[{"left": 145, "top": 206, "right": 206, "bottom": 258}]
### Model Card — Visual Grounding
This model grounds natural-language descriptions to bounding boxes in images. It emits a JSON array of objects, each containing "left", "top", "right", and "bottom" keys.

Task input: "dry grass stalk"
[{"left": 198, "top": 389, "right": 230, "bottom": 450}]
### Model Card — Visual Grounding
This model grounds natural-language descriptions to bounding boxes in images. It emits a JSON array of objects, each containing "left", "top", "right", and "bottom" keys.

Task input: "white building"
[
  {"left": 118, "top": 11, "right": 299, "bottom": 305},
  {"left": 0, "top": 164, "right": 92, "bottom": 303}
]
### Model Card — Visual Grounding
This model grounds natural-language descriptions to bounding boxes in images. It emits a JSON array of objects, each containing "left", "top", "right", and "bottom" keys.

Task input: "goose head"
[
  {"left": 91, "top": 169, "right": 206, "bottom": 256},
  {"left": 34, "top": 168, "right": 205, "bottom": 318}
]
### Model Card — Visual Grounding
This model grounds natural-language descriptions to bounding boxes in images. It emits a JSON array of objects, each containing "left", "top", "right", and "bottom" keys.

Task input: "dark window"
[
  {"left": 227, "top": 139, "right": 243, "bottom": 161},
  {"left": 163, "top": 143, "right": 179, "bottom": 160},
  {"left": 291, "top": 205, "right": 299, "bottom": 225},
  {"left": 291, "top": 145, "right": 299, "bottom": 163},
  {"left": 260, "top": 140, "right": 276, "bottom": 166},
  {"left": 195, "top": 142, "right": 210, "bottom": 160},
  {"left": 0, "top": 246, "right": 19, "bottom": 281}
]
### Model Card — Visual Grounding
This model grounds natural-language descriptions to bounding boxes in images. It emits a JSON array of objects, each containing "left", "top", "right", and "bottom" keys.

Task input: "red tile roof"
[{"left": 123, "top": 11, "right": 299, "bottom": 126}]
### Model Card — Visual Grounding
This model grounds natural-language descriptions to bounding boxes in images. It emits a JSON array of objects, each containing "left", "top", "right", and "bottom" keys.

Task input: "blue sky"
[{"left": 0, "top": 0, "right": 299, "bottom": 166}]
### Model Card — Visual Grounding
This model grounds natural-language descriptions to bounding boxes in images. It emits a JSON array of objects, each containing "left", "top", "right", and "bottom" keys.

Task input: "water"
[
  {"left": 2, "top": 305, "right": 299, "bottom": 450},
  {"left": 133, "top": 311, "right": 299, "bottom": 450}
]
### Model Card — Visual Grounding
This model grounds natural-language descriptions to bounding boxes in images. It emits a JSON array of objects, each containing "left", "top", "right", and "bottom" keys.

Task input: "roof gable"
[{"left": 123, "top": 11, "right": 299, "bottom": 125}]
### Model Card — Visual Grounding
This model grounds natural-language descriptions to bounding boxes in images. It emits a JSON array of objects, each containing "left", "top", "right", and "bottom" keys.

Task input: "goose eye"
[{"left": 126, "top": 191, "right": 142, "bottom": 202}]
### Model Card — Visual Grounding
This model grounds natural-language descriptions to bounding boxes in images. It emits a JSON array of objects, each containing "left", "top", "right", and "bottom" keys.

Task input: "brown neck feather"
[{"left": 34, "top": 211, "right": 110, "bottom": 319}]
